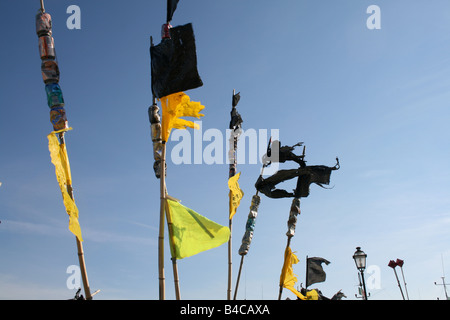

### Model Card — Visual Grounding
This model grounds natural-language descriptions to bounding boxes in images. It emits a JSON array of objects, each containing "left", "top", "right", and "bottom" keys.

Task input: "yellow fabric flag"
[
  {"left": 47, "top": 131, "right": 83, "bottom": 242},
  {"left": 160, "top": 92, "right": 205, "bottom": 141},
  {"left": 280, "top": 247, "right": 318, "bottom": 300},
  {"left": 228, "top": 172, "right": 244, "bottom": 219},
  {"left": 166, "top": 198, "right": 230, "bottom": 259}
]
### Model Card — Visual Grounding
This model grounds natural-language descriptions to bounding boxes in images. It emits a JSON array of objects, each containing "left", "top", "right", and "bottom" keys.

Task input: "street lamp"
[{"left": 353, "top": 247, "right": 368, "bottom": 300}]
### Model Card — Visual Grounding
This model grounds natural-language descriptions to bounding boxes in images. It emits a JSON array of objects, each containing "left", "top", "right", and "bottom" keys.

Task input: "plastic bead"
[
  {"left": 41, "top": 59, "right": 60, "bottom": 83},
  {"left": 45, "top": 82, "right": 64, "bottom": 107},
  {"left": 49, "top": 106, "right": 68, "bottom": 131},
  {"left": 38, "top": 35, "right": 56, "bottom": 60},
  {"left": 36, "top": 12, "right": 52, "bottom": 36}
]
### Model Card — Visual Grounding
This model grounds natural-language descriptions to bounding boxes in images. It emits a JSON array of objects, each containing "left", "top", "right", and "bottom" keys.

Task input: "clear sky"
[{"left": 1, "top": 0, "right": 450, "bottom": 300}]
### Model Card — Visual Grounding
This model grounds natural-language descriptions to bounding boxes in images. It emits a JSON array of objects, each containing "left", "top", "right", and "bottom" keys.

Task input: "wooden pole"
[
  {"left": 158, "top": 141, "right": 167, "bottom": 300},
  {"left": 305, "top": 255, "right": 309, "bottom": 290},
  {"left": 278, "top": 197, "right": 300, "bottom": 300},
  {"left": 233, "top": 255, "right": 244, "bottom": 300},
  {"left": 278, "top": 236, "right": 292, "bottom": 300},
  {"left": 227, "top": 206, "right": 233, "bottom": 300},
  {"left": 59, "top": 133, "right": 92, "bottom": 300},
  {"left": 164, "top": 195, "right": 181, "bottom": 300},
  {"left": 233, "top": 138, "right": 270, "bottom": 300},
  {"left": 227, "top": 89, "right": 238, "bottom": 300}
]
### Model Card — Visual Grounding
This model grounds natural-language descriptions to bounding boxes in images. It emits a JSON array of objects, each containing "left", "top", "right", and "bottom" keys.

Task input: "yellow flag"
[
  {"left": 48, "top": 131, "right": 83, "bottom": 242},
  {"left": 280, "top": 246, "right": 299, "bottom": 289},
  {"left": 166, "top": 198, "right": 230, "bottom": 259},
  {"left": 280, "top": 247, "right": 318, "bottom": 300},
  {"left": 160, "top": 92, "right": 205, "bottom": 141},
  {"left": 228, "top": 172, "right": 244, "bottom": 219}
]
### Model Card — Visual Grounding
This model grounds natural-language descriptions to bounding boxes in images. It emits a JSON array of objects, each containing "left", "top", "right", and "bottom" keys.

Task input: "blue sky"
[{"left": 1, "top": 0, "right": 450, "bottom": 300}]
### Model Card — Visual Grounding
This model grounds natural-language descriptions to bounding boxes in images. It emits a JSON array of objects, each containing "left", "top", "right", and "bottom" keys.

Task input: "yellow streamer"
[
  {"left": 160, "top": 92, "right": 205, "bottom": 141},
  {"left": 47, "top": 131, "right": 83, "bottom": 242},
  {"left": 228, "top": 172, "right": 244, "bottom": 219},
  {"left": 280, "top": 247, "right": 318, "bottom": 300}
]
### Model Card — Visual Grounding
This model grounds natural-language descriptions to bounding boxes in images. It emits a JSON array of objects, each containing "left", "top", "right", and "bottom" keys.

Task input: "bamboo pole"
[
  {"left": 233, "top": 139, "right": 270, "bottom": 300},
  {"left": 158, "top": 141, "right": 167, "bottom": 300},
  {"left": 305, "top": 255, "right": 309, "bottom": 290},
  {"left": 59, "top": 133, "right": 92, "bottom": 300},
  {"left": 164, "top": 194, "right": 181, "bottom": 300},
  {"left": 233, "top": 255, "right": 245, "bottom": 300},
  {"left": 227, "top": 89, "right": 238, "bottom": 300},
  {"left": 278, "top": 197, "right": 300, "bottom": 300},
  {"left": 227, "top": 210, "right": 233, "bottom": 300},
  {"left": 151, "top": 97, "right": 180, "bottom": 300},
  {"left": 278, "top": 236, "right": 292, "bottom": 300},
  {"left": 233, "top": 191, "right": 262, "bottom": 300}
]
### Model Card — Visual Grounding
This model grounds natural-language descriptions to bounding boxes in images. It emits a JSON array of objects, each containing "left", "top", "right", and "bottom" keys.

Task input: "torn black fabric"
[
  {"left": 229, "top": 107, "right": 243, "bottom": 130},
  {"left": 150, "top": 23, "right": 203, "bottom": 99},
  {"left": 229, "top": 92, "right": 242, "bottom": 130},
  {"left": 167, "top": 0, "right": 179, "bottom": 22},
  {"left": 255, "top": 161, "right": 339, "bottom": 198},
  {"left": 306, "top": 257, "right": 330, "bottom": 288},
  {"left": 262, "top": 140, "right": 305, "bottom": 168},
  {"left": 232, "top": 92, "right": 240, "bottom": 107}
]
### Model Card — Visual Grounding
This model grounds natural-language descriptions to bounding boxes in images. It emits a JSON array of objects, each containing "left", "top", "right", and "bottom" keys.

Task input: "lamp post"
[{"left": 353, "top": 247, "right": 368, "bottom": 300}]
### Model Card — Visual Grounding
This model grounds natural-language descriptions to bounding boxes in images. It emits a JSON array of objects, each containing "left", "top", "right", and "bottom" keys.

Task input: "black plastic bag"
[{"left": 150, "top": 23, "right": 203, "bottom": 99}]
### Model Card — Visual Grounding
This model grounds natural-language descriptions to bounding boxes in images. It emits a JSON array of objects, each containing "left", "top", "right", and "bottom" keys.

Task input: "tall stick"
[
  {"left": 278, "top": 236, "right": 292, "bottom": 300},
  {"left": 227, "top": 89, "right": 239, "bottom": 300},
  {"left": 37, "top": 0, "right": 97, "bottom": 300},
  {"left": 233, "top": 138, "right": 270, "bottom": 300},
  {"left": 158, "top": 141, "right": 167, "bottom": 300},
  {"left": 233, "top": 194, "right": 261, "bottom": 300},
  {"left": 399, "top": 266, "right": 409, "bottom": 300},
  {"left": 227, "top": 217, "right": 233, "bottom": 300},
  {"left": 164, "top": 196, "right": 181, "bottom": 300},
  {"left": 278, "top": 197, "right": 300, "bottom": 300},
  {"left": 392, "top": 267, "right": 405, "bottom": 300},
  {"left": 151, "top": 95, "right": 180, "bottom": 300},
  {"left": 59, "top": 133, "right": 92, "bottom": 300},
  {"left": 233, "top": 255, "right": 245, "bottom": 300},
  {"left": 305, "top": 255, "right": 309, "bottom": 290}
]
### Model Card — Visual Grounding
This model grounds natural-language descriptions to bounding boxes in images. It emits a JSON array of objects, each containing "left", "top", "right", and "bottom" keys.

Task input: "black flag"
[
  {"left": 306, "top": 257, "right": 330, "bottom": 288},
  {"left": 229, "top": 92, "right": 242, "bottom": 130},
  {"left": 232, "top": 91, "right": 240, "bottom": 107},
  {"left": 167, "top": 0, "right": 180, "bottom": 23},
  {"left": 255, "top": 161, "right": 339, "bottom": 199},
  {"left": 150, "top": 23, "right": 203, "bottom": 99}
]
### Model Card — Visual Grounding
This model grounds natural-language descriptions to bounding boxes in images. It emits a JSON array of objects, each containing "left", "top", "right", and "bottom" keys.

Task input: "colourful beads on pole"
[
  {"left": 36, "top": 9, "right": 67, "bottom": 131},
  {"left": 238, "top": 195, "right": 261, "bottom": 256},
  {"left": 286, "top": 198, "right": 300, "bottom": 238},
  {"left": 148, "top": 104, "right": 165, "bottom": 178}
]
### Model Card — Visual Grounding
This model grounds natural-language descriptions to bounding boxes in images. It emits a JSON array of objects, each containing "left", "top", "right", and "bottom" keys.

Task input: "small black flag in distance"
[{"left": 306, "top": 257, "right": 330, "bottom": 288}]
